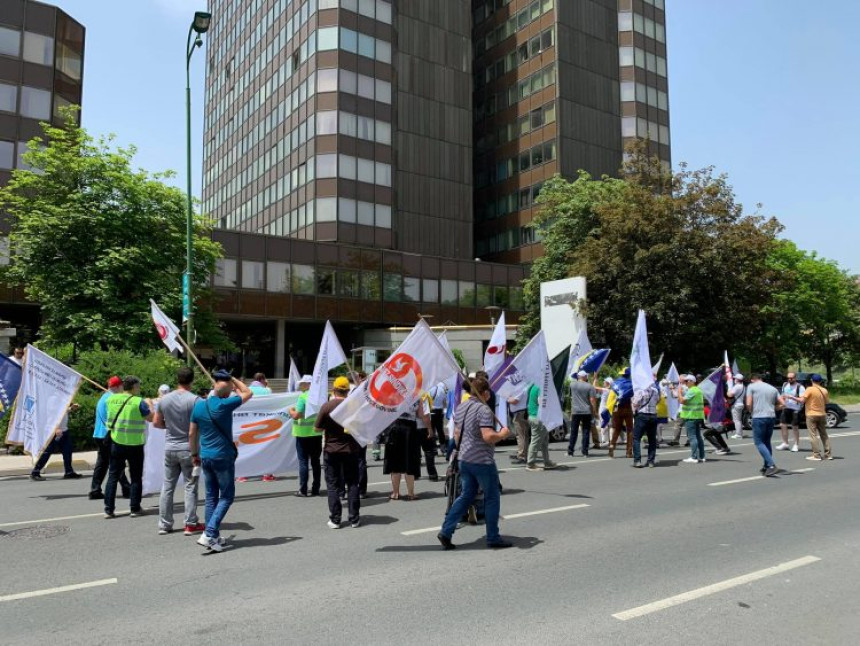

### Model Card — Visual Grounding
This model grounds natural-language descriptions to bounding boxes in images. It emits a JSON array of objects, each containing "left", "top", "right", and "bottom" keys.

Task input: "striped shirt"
[
  {"left": 632, "top": 384, "right": 660, "bottom": 415},
  {"left": 454, "top": 398, "right": 495, "bottom": 465}
]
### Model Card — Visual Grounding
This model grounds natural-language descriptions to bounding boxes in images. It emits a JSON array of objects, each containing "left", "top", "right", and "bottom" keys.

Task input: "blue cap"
[
  {"left": 811, "top": 374, "right": 823, "bottom": 383},
  {"left": 212, "top": 369, "right": 233, "bottom": 382}
]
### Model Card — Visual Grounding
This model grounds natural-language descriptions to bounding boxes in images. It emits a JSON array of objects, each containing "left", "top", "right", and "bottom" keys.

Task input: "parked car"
[{"left": 738, "top": 403, "right": 846, "bottom": 431}]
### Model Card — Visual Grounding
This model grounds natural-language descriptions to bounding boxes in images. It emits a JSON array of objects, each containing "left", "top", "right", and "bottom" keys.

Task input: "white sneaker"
[
  {"left": 197, "top": 534, "right": 224, "bottom": 552},
  {"left": 730, "top": 434, "right": 743, "bottom": 439},
  {"left": 790, "top": 444, "right": 799, "bottom": 452},
  {"left": 327, "top": 520, "right": 340, "bottom": 529},
  {"left": 682, "top": 457, "right": 698, "bottom": 464},
  {"left": 698, "top": 458, "right": 707, "bottom": 463},
  {"left": 715, "top": 449, "right": 730, "bottom": 455},
  {"left": 776, "top": 442, "right": 790, "bottom": 451}
]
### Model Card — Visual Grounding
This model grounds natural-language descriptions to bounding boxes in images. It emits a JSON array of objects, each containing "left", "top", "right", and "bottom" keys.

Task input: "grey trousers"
[
  {"left": 731, "top": 406, "right": 745, "bottom": 436},
  {"left": 527, "top": 419, "right": 550, "bottom": 465},
  {"left": 159, "top": 449, "right": 199, "bottom": 530}
]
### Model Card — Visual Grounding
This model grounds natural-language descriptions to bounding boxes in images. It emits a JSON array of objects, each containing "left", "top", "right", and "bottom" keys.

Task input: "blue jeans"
[
  {"left": 569, "top": 414, "right": 592, "bottom": 455},
  {"left": 295, "top": 435, "right": 322, "bottom": 495},
  {"left": 440, "top": 461, "right": 502, "bottom": 545},
  {"left": 685, "top": 419, "right": 705, "bottom": 460},
  {"left": 202, "top": 457, "right": 236, "bottom": 539},
  {"left": 752, "top": 418, "right": 775, "bottom": 468},
  {"left": 633, "top": 414, "right": 658, "bottom": 463}
]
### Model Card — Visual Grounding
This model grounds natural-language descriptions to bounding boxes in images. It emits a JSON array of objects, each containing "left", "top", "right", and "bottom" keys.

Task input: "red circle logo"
[
  {"left": 155, "top": 323, "right": 168, "bottom": 340},
  {"left": 487, "top": 344, "right": 506, "bottom": 356},
  {"left": 368, "top": 353, "right": 423, "bottom": 411}
]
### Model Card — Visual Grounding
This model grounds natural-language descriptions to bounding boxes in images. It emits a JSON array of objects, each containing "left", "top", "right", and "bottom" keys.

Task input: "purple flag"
[
  {"left": 707, "top": 368, "right": 726, "bottom": 425},
  {"left": 488, "top": 356, "right": 516, "bottom": 393}
]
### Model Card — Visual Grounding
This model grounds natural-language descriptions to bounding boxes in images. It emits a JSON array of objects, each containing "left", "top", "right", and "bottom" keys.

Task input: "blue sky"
[{"left": 48, "top": 0, "right": 859, "bottom": 273}]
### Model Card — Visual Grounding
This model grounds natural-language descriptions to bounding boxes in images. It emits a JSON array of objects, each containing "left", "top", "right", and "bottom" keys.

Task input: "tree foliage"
[{"left": 0, "top": 107, "right": 228, "bottom": 351}]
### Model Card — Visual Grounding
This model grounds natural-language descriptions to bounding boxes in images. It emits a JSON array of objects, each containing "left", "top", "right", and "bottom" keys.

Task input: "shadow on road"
[
  {"left": 220, "top": 521, "right": 254, "bottom": 531},
  {"left": 357, "top": 514, "right": 398, "bottom": 526},
  {"left": 376, "top": 535, "right": 543, "bottom": 553},
  {"left": 30, "top": 493, "right": 87, "bottom": 501},
  {"left": 219, "top": 536, "right": 302, "bottom": 551}
]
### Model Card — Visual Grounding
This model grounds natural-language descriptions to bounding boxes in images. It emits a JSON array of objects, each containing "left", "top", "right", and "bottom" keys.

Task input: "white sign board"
[{"left": 540, "top": 277, "right": 587, "bottom": 359}]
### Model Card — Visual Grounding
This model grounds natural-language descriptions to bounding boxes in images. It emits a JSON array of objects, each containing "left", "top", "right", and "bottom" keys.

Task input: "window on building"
[
  {"left": 22, "top": 32, "right": 53, "bottom": 66},
  {"left": 20, "top": 86, "right": 51, "bottom": 120},
  {"left": 316, "top": 197, "right": 337, "bottom": 222},
  {"left": 340, "top": 27, "right": 358, "bottom": 53},
  {"left": 0, "top": 83, "right": 16, "bottom": 113},
  {"left": 292, "top": 264, "right": 315, "bottom": 294},
  {"left": 0, "top": 140, "right": 14, "bottom": 170},
  {"left": 56, "top": 43, "right": 82, "bottom": 80},
  {"left": 357, "top": 158, "right": 375, "bottom": 184},
  {"left": 214, "top": 258, "right": 238, "bottom": 287},
  {"left": 241, "top": 260, "right": 264, "bottom": 289},
  {"left": 376, "top": 1, "right": 393, "bottom": 24},
  {"left": 266, "top": 261, "right": 291, "bottom": 292},
  {"left": 357, "top": 74, "right": 374, "bottom": 99},
  {"left": 458, "top": 281, "right": 475, "bottom": 307},
  {"left": 403, "top": 276, "right": 420, "bottom": 302},
  {"left": 440, "top": 279, "right": 458, "bottom": 305},
  {"left": 422, "top": 278, "right": 439, "bottom": 303},
  {"left": 317, "top": 26, "right": 338, "bottom": 51},
  {"left": 361, "top": 270, "right": 380, "bottom": 299},
  {"left": 317, "top": 110, "right": 337, "bottom": 134},
  {"left": 375, "top": 120, "right": 391, "bottom": 145},
  {"left": 375, "top": 79, "right": 392, "bottom": 103},
  {"left": 339, "top": 154, "right": 357, "bottom": 180},
  {"left": 357, "top": 201, "right": 374, "bottom": 226},
  {"left": 383, "top": 273, "right": 402, "bottom": 301},
  {"left": 317, "top": 68, "right": 338, "bottom": 92},
  {"left": 375, "top": 204, "right": 392, "bottom": 228},
  {"left": 376, "top": 39, "right": 392, "bottom": 64},
  {"left": 0, "top": 27, "right": 20, "bottom": 57},
  {"left": 619, "top": 46, "right": 634, "bottom": 67},
  {"left": 317, "top": 154, "right": 337, "bottom": 178},
  {"left": 317, "top": 268, "right": 336, "bottom": 295}
]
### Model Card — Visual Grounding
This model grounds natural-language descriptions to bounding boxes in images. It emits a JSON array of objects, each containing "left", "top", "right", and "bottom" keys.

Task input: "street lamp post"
[{"left": 185, "top": 10, "right": 211, "bottom": 357}]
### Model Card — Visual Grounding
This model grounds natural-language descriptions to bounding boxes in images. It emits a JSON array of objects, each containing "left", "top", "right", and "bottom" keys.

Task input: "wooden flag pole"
[
  {"left": 78, "top": 373, "right": 108, "bottom": 392},
  {"left": 174, "top": 334, "right": 215, "bottom": 385}
]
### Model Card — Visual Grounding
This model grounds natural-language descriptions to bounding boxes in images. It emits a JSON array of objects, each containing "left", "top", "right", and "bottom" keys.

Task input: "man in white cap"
[
  {"left": 289, "top": 375, "right": 322, "bottom": 497},
  {"left": 728, "top": 374, "right": 747, "bottom": 439}
]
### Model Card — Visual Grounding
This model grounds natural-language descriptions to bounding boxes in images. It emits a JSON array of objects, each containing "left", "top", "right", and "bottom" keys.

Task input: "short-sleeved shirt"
[
  {"left": 747, "top": 381, "right": 780, "bottom": 419},
  {"left": 315, "top": 398, "right": 361, "bottom": 454},
  {"left": 429, "top": 383, "right": 448, "bottom": 410},
  {"left": 527, "top": 385, "right": 541, "bottom": 418},
  {"left": 728, "top": 383, "right": 746, "bottom": 409},
  {"left": 455, "top": 398, "right": 495, "bottom": 465},
  {"left": 191, "top": 395, "right": 243, "bottom": 460},
  {"left": 93, "top": 390, "right": 113, "bottom": 439},
  {"left": 415, "top": 397, "right": 431, "bottom": 429},
  {"left": 781, "top": 382, "right": 805, "bottom": 411},
  {"left": 570, "top": 380, "right": 596, "bottom": 415},
  {"left": 158, "top": 389, "right": 199, "bottom": 451},
  {"left": 803, "top": 385, "right": 829, "bottom": 416}
]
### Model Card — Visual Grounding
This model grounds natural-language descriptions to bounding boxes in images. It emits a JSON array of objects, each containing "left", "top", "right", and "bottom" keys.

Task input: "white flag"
[
  {"left": 6, "top": 346, "right": 82, "bottom": 460},
  {"left": 568, "top": 327, "right": 593, "bottom": 377},
  {"left": 731, "top": 357, "right": 740, "bottom": 376},
  {"left": 665, "top": 362, "right": 680, "bottom": 420},
  {"left": 492, "top": 331, "right": 563, "bottom": 431},
  {"left": 288, "top": 357, "right": 301, "bottom": 392},
  {"left": 651, "top": 352, "right": 664, "bottom": 376},
  {"left": 150, "top": 299, "right": 182, "bottom": 354},
  {"left": 630, "top": 310, "right": 653, "bottom": 392},
  {"left": 331, "top": 320, "right": 460, "bottom": 447},
  {"left": 306, "top": 321, "right": 347, "bottom": 416},
  {"left": 483, "top": 311, "right": 507, "bottom": 375},
  {"left": 666, "top": 362, "right": 680, "bottom": 384},
  {"left": 143, "top": 393, "right": 300, "bottom": 494},
  {"left": 724, "top": 350, "right": 735, "bottom": 389}
]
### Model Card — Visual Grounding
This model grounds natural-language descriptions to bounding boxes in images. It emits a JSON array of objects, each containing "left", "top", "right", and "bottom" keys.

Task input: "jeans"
[
  {"left": 295, "top": 435, "right": 322, "bottom": 495},
  {"left": 633, "top": 414, "right": 658, "bottom": 464},
  {"left": 685, "top": 419, "right": 705, "bottom": 460},
  {"left": 752, "top": 418, "right": 775, "bottom": 468},
  {"left": 440, "top": 460, "right": 502, "bottom": 545},
  {"left": 569, "top": 414, "right": 593, "bottom": 455},
  {"left": 527, "top": 419, "right": 550, "bottom": 465},
  {"left": 420, "top": 428, "right": 438, "bottom": 478},
  {"left": 158, "top": 449, "right": 199, "bottom": 530},
  {"left": 91, "top": 436, "right": 129, "bottom": 495},
  {"left": 31, "top": 431, "right": 73, "bottom": 475},
  {"left": 324, "top": 452, "right": 360, "bottom": 524},
  {"left": 105, "top": 443, "right": 144, "bottom": 514},
  {"left": 202, "top": 457, "right": 236, "bottom": 539}
]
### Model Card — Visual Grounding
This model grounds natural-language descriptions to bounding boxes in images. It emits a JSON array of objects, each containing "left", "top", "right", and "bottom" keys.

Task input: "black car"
[{"left": 738, "top": 403, "right": 847, "bottom": 431}]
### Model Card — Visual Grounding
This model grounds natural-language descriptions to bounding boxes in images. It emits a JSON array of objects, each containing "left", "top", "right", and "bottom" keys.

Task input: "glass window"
[
  {"left": 657, "top": 56, "right": 667, "bottom": 77},
  {"left": 241, "top": 261, "right": 265, "bottom": 289},
  {"left": 458, "top": 281, "right": 475, "bottom": 307},
  {"left": 531, "top": 144, "right": 544, "bottom": 166},
  {"left": 621, "top": 116, "right": 636, "bottom": 137},
  {"left": 317, "top": 26, "right": 338, "bottom": 51},
  {"left": 541, "top": 28, "right": 554, "bottom": 51},
  {"left": 658, "top": 90, "right": 668, "bottom": 111},
  {"left": 339, "top": 270, "right": 361, "bottom": 297},
  {"left": 619, "top": 46, "right": 634, "bottom": 67},
  {"left": 659, "top": 125, "right": 670, "bottom": 145},
  {"left": 440, "top": 279, "right": 458, "bottom": 305},
  {"left": 618, "top": 11, "right": 633, "bottom": 31},
  {"left": 422, "top": 279, "right": 438, "bottom": 303},
  {"left": 357, "top": 74, "right": 374, "bottom": 99},
  {"left": 376, "top": 1, "right": 393, "bottom": 24},
  {"left": 319, "top": 0, "right": 338, "bottom": 8},
  {"left": 375, "top": 79, "right": 392, "bottom": 103},
  {"left": 519, "top": 151, "right": 530, "bottom": 172},
  {"left": 476, "top": 284, "right": 492, "bottom": 308},
  {"left": 317, "top": 268, "right": 336, "bottom": 295},
  {"left": 510, "top": 286, "right": 524, "bottom": 310},
  {"left": 403, "top": 276, "right": 420, "bottom": 302},
  {"left": 383, "top": 273, "right": 402, "bottom": 301},
  {"left": 317, "top": 68, "right": 338, "bottom": 92},
  {"left": 375, "top": 204, "right": 392, "bottom": 228},
  {"left": 544, "top": 141, "right": 556, "bottom": 161},
  {"left": 316, "top": 197, "right": 337, "bottom": 222},
  {"left": 375, "top": 162, "right": 391, "bottom": 187},
  {"left": 656, "top": 23, "right": 666, "bottom": 43},
  {"left": 214, "top": 259, "right": 238, "bottom": 287},
  {"left": 357, "top": 115, "right": 374, "bottom": 140},
  {"left": 266, "top": 261, "right": 291, "bottom": 292},
  {"left": 530, "top": 107, "right": 544, "bottom": 129},
  {"left": 317, "top": 110, "right": 338, "bottom": 134},
  {"left": 292, "top": 264, "right": 315, "bottom": 294},
  {"left": 339, "top": 197, "right": 357, "bottom": 222},
  {"left": 22, "top": 32, "right": 53, "bottom": 66},
  {"left": 634, "top": 47, "right": 645, "bottom": 68},
  {"left": 340, "top": 28, "right": 358, "bottom": 53},
  {"left": 376, "top": 39, "right": 392, "bottom": 64},
  {"left": 375, "top": 120, "right": 391, "bottom": 145},
  {"left": 358, "top": 33, "right": 375, "bottom": 59},
  {"left": 529, "top": 35, "right": 540, "bottom": 57},
  {"left": 342, "top": 0, "right": 358, "bottom": 10},
  {"left": 620, "top": 81, "right": 635, "bottom": 102},
  {"left": 357, "top": 158, "right": 375, "bottom": 183},
  {"left": 0, "top": 83, "right": 16, "bottom": 113},
  {"left": 0, "top": 27, "right": 20, "bottom": 57},
  {"left": 339, "top": 154, "right": 357, "bottom": 180},
  {"left": 357, "top": 201, "right": 374, "bottom": 225},
  {"left": 339, "top": 111, "right": 357, "bottom": 137},
  {"left": 56, "top": 43, "right": 82, "bottom": 81},
  {"left": 493, "top": 286, "right": 509, "bottom": 308},
  {"left": 0, "top": 140, "right": 14, "bottom": 170},
  {"left": 20, "top": 86, "right": 51, "bottom": 120},
  {"left": 361, "top": 271, "right": 380, "bottom": 299},
  {"left": 317, "top": 154, "right": 337, "bottom": 178},
  {"left": 634, "top": 14, "right": 644, "bottom": 33},
  {"left": 358, "top": 0, "right": 375, "bottom": 17}
]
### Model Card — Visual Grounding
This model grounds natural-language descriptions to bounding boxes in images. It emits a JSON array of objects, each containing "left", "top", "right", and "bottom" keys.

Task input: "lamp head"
[{"left": 192, "top": 11, "right": 212, "bottom": 34}]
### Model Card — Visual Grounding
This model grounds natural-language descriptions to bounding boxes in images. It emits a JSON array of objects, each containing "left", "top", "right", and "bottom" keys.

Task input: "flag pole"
[
  {"left": 174, "top": 334, "right": 215, "bottom": 385},
  {"left": 78, "top": 373, "right": 108, "bottom": 392}
]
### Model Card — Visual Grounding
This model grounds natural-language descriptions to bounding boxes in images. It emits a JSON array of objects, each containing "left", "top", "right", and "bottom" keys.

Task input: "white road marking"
[
  {"left": 708, "top": 468, "right": 815, "bottom": 487},
  {"left": 0, "top": 578, "right": 118, "bottom": 602},
  {"left": 612, "top": 556, "right": 821, "bottom": 621},
  {"left": 400, "top": 503, "right": 589, "bottom": 535},
  {"left": 0, "top": 511, "right": 130, "bottom": 528}
]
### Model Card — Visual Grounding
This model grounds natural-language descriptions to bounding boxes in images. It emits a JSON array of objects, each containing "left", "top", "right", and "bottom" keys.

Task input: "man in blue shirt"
[
  {"left": 88, "top": 376, "right": 130, "bottom": 500},
  {"left": 189, "top": 370, "right": 253, "bottom": 552}
]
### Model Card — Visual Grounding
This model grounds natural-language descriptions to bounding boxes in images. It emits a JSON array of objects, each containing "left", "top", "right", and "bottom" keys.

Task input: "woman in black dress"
[{"left": 383, "top": 400, "right": 430, "bottom": 500}]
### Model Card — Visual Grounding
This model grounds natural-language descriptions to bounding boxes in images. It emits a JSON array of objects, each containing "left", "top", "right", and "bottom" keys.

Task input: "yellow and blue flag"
[{"left": 0, "top": 353, "right": 23, "bottom": 420}]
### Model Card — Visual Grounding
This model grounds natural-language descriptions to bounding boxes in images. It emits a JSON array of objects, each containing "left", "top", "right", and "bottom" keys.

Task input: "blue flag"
[
  {"left": 575, "top": 348, "right": 611, "bottom": 375},
  {"left": 0, "top": 353, "right": 23, "bottom": 420}
]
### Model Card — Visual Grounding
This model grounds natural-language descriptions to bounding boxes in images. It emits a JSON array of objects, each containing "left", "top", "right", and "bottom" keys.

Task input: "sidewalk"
[{"left": 0, "top": 450, "right": 98, "bottom": 477}]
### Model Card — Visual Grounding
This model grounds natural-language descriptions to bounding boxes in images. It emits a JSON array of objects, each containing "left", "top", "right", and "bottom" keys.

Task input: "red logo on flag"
[
  {"left": 369, "top": 353, "right": 423, "bottom": 411},
  {"left": 487, "top": 344, "right": 506, "bottom": 356},
  {"left": 155, "top": 323, "right": 168, "bottom": 340}
]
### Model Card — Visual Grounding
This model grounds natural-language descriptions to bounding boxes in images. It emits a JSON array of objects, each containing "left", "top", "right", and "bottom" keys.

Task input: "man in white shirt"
[
  {"left": 777, "top": 373, "right": 804, "bottom": 452},
  {"left": 728, "top": 374, "right": 747, "bottom": 439}
]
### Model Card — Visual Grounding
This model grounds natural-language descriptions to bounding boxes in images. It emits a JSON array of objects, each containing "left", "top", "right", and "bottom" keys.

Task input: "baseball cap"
[
  {"left": 333, "top": 376, "right": 350, "bottom": 391},
  {"left": 734, "top": 373, "right": 744, "bottom": 381},
  {"left": 811, "top": 373, "right": 823, "bottom": 383},
  {"left": 603, "top": 376, "right": 614, "bottom": 384},
  {"left": 577, "top": 370, "right": 588, "bottom": 378},
  {"left": 107, "top": 376, "right": 122, "bottom": 388},
  {"left": 683, "top": 374, "right": 697, "bottom": 383},
  {"left": 158, "top": 384, "right": 170, "bottom": 395},
  {"left": 299, "top": 374, "right": 313, "bottom": 385},
  {"left": 212, "top": 369, "right": 233, "bottom": 382}
]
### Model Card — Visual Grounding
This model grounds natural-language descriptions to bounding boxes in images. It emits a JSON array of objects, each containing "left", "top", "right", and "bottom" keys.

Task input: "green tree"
[{"left": 0, "top": 108, "right": 228, "bottom": 352}]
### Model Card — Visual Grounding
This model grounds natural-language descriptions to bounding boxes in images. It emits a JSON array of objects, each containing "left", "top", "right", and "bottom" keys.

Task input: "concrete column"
[{"left": 275, "top": 319, "right": 286, "bottom": 378}]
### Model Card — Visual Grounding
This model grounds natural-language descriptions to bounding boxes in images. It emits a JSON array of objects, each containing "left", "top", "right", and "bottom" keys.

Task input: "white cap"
[
  {"left": 603, "top": 376, "right": 614, "bottom": 384},
  {"left": 684, "top": 374, "right": 697, "bottom": 383},
  {"left": 734, "top": 373, "right": 744, "bottom": 381},
  {"left": 158, "top": 384, "right": 170, "bottom": 395},
  {"left": 577, "top": 370, "right": 588, "bottom": 378},
  {"left": 299, "top": 374, "right": 313, "bottom": 385}
]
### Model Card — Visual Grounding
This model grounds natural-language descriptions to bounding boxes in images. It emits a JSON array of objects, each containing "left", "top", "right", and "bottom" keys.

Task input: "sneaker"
[
  {"left": 197, "top": 535, "right": 224, "bottom": 552},
  {"left": 261, "top": 474, "right": 276, "bottom": 482},
  {"left": 63, "top": 472, "right": 83, "bottom": 479},
  {"left": 824, "top": 456, "right": 834, "bottom": 460},
  {"left": 760, "top": 467, "right": 767, "bottom": 475},
  {"left": 647, "top": 462, "right": 656, "bottom": 468},
  {"left": 698, "top": 458, "right": 707, "bottom": 463},
  {"left": 543, "top": 461, "right": 559, "bottom": 470},
  {"left": 525, "top": 463, "right": 544, "bottom": 471},
  {"left": 764, "top": 465, "right": 778, "bottom": 477},
  {"left": 437, "top": 533, "right": 456, "bottom": 551},
  {"left": 104, "top": 511, "right": 116, "bottom": 519},
  {"left": 632, "top": 461, "right": 643, "bottom": 468},
  {"left": 776, "top": 442, "right": 790, "bottom": 451},
  {"left": 806, "top": 456, "right": 822, "bottom": 461},
  {"left": 566, "top": 451, "right": 574, "bottom": 457},
  {"left": 715, "top": 449, "right": 730, "bottom": 455},
  {"left": 487, "top": 540, "right": 514, "bottom": 549},
  {"left": 350, "top": 520, "right": 361, "bottom": 528},
  {"left": 29, "top": 474, "right": 45, "bottom": 481},
  {"left": 129, "top": 509, "right": 145, "bottom": 518},
  {"left": 790, "top": 444, "right": 799, "bottom": 452},
  {"left": 295, "top": 491, "right": 308, "bottom": 497},
  {"left": 184, "top": 523, "right": 206, "bottom": 536},
  {"left": 88, "top": 491, "right": 104, "bottom": 500},
  {"left": 682, "top": 457, "right": 698, "bottom": 464},
  {"left": 158, "top": 527, "right": 172, "bottom": 535},
  {"left": 327, "top": 520, "right": 341, "bottom": 529},
  {"left": 730, "top": 434, "right": 743, "bottom": 439},
  {"left": 236, "top": 477, "right": 248, "bottom": 483}
]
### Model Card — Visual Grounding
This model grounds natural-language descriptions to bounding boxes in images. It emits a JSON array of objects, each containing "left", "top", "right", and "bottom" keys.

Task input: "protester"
[
  {"left": 190, "top": 370, "right": 253, "bottom": 552},
  {"left": 437, "top": 377, "right": 513, "bottom": 550},
  {"left": 384, "top": 395, "right": 429, "bottom": 499},
  {"left": 104, "top": 376, "right": 155, "bottom": 518},
  {"left": 800, "top": 374, "right": 832, "bottom": 461},
  {"left": 315, "top": 376, "right": 361, "bottom": 528},
  {"left": 568, "top": 371, "right": 597, "bottom": 457},
  {"left": 594, "top": 376, "right": 613, "bottom": 446},
  {"left": 677, "top": 374, "right": 706, "bottom": 464},
  {"left": 29, "top": 404, "right": 83, "bottom": 481},
  {"left": 352, "top": 371, "right": 370, "bottom": 497},
  {"left": 609, "top": 368, "right": 634, "bottom": 458},
  {"left": 777, "top": 372, "right": 804, "bottom": 452},
  {"left": 525, "top": 383, "right": 558, "bottom": 471},
  {"left": 631, "top": 379, "right": 660, "bottom": 468},
  {"left": 10, "top": 346, "right": 24, "bottom": 366},
  {"left": 244, "top": 372, "right": 276, "bottom": 483},
  {"left": 429, "top": 381, "right": 449, "bottom": 452},
  {"left": 703, "top": 420, "right": 731, "bottom": 455},
  {"left": 156, "top": 384, "right": 171, "bottom": 403},
  {"left": 289, "top": 375, "right": 321, "bottom": 497},
  {"left": 507, "top": 389, "right": 530, "bottom": 464},
  {"left": 89, "top": 376, "right": 130, "bottom": 499},
  {"left": 655, "top": 381, "right": 669, "bottom": 445},
  {"left": 728, "top": 374, "right": 747, "bottom": 439},
  {"left": 153, "top": 366, "right": 204, "bottom": 536},
  {"left": 746, "top": 373, "right": 784, "bottom": 477},
  {"left": 416, "top": 391, "right": 439, "bottom": 482}
]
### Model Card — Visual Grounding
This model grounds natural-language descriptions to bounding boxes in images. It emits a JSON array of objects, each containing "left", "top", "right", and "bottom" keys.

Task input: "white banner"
[
  {"left": 143, "top": 393, "right": 300, "bottom": 495},
  {"left": 306, "top": 321, "right": 347, "bottom": 416},
  {"left": 6, "top": 346, "right": 82, "bottom": 460}
]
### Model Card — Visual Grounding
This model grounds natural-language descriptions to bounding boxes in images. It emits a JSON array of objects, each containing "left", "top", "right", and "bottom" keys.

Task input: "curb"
[{"left": 0, "top": 457, "right": 95, "bottom": 478}]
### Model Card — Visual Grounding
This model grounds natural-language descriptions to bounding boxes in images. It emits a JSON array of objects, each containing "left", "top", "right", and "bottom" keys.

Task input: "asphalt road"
[{"left": 1, "top": 417, "right": 859, "bottom": 645}]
